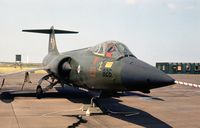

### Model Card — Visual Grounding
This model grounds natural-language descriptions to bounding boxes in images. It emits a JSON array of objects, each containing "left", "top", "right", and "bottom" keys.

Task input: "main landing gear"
[
  {"left": 36, "top": 74, "right": 58, "bottom": 99},
  {"left": 36, "top": 85, "right": 43, "bottom": 99}
]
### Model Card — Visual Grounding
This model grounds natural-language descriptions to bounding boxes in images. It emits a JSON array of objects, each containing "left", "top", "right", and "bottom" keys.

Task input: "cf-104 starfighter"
[{"left": 0, "top": 26, "right": 175, "bottom": 99}]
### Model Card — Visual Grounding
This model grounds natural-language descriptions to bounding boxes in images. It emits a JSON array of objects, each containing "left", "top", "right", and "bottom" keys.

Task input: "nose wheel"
[{"left": 36, "top": 85, "right": 43, "bottom": 99}]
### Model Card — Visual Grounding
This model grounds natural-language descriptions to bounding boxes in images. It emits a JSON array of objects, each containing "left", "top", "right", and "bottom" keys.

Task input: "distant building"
[
  {"left": 15, "top": 54, "right": 22, "bottom": 68},
  {"left": 156, "top": 62, "right": 200, "bottom": 74}
]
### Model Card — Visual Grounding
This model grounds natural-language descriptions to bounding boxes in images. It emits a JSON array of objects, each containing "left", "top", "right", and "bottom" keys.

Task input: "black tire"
[{"left": 36, "top": 85, "right": 43, "bottom": 99}]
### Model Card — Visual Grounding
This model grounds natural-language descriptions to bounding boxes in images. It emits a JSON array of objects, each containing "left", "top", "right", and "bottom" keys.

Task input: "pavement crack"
[{"left": 11, "top": 102, "right": 21, "bottom": 128}]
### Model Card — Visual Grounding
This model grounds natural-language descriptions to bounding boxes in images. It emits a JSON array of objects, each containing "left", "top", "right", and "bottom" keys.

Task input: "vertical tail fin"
[
  {"left": 49, "top": 26, "right": 58, "bottom": 54},
  {"left": 22, "top": 26, "right": 78, "bottom": 54}
]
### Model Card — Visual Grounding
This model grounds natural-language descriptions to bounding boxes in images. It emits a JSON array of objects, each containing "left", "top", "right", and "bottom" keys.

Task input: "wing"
[
  {"left": 0, "top": 67, "right": 49, "bottom": 78},
  {"left": 0, "top": 67, "right": 50, "bottom": 90}
]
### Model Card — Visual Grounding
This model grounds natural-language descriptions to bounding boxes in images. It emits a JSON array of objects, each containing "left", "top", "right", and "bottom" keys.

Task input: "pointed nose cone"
[
  {"left": 147, "top": 71, "right": 175, "bottom": 89},
  {"left": 121, "top": 58, "right": 175, "bottom": 92}
]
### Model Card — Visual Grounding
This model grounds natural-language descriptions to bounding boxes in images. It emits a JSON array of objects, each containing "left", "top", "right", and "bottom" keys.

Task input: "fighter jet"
[{"left": 0, "top": 26, "right": 175, "bottom": 99}]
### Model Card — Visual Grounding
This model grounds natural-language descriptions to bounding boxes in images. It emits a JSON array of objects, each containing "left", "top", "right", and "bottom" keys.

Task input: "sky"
[{"left": 0, "top": 0, "right": 199, "bottom": 65}]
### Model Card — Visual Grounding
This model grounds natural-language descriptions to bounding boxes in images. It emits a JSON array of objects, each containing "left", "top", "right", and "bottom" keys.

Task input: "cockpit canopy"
[{"left": 90, "top": 40, "right": 135, "bottom": 59}]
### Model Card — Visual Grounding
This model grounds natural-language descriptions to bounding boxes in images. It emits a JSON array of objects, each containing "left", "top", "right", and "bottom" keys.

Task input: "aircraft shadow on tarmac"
[
  {"left": 96, "top": 98, "right": 171, "bottom": 128},
  {"left": 0, "top": 86, "right": 171, "bottom": 128},
  {"left": 120, "top": 91, "right": 165, "bottom": 101}
]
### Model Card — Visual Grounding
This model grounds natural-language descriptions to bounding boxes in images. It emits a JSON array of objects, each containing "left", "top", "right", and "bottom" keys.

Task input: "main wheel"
[{"left": 36, "top": 85, "right": 43, "bottom": 99}]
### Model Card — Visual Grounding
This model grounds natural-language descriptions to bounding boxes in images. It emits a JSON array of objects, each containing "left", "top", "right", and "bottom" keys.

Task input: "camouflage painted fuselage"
[{"left": 43, "top": 47, "right": 174, "bottom": 93}]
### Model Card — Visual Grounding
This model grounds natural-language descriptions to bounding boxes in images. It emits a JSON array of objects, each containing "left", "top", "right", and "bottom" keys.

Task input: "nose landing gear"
[{"left": 36, "top": 74, "right": 58, "bottom": 99}]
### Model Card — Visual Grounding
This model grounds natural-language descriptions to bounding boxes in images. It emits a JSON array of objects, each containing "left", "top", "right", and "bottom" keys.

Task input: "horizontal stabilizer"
[
  {"left": 22, "top": 27, "right": 78, "bottom": 34},
  {"left": 22, "top": 26, "right": 78, "bottom": 54}
]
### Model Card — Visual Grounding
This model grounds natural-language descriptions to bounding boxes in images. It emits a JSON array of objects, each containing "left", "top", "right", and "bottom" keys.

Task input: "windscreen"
[{"left": 91, "top": 41, "right": 136, "bottom": 59}]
